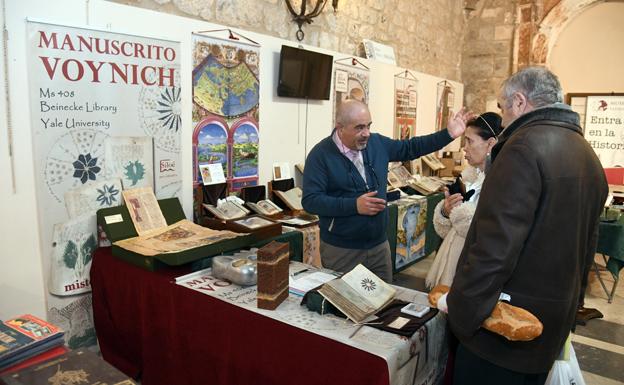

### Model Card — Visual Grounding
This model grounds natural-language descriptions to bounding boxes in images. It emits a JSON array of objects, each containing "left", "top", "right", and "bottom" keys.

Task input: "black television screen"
[{"left": 277, "top": 46, "right": 333, "bottom": 100}]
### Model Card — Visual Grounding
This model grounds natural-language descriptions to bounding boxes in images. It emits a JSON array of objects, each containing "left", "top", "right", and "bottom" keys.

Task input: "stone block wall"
[
  {"left": 110, "top": 0, "right": 468, "bottom": 81},
  {"left": 460, "top": 0, "right": 601, "bottom": 113},
  {"left": 110, "top": 0, "right": 597, "bottom": 114},
  {"left": 460, "top": 0, "right": 517, "bottom": 113}
]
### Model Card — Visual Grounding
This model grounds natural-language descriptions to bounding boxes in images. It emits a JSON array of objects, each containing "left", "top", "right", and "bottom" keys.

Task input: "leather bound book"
[{"left": 257, "top": 241, "right": 290, "bottom": 310}]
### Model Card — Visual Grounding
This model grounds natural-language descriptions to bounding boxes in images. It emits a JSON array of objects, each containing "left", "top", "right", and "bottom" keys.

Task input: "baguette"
[
  {"left": 428, "top": 285, "right": 543, "bottom": 341},
  {"left": 428, "top": 284, "right": 450, "bottom": 307},
  {"left": 482, "top": 301, "right": 543, "bottom": 341}
]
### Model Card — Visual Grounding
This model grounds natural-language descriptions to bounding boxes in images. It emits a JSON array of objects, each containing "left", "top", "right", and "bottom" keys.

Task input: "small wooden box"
[{"left": 257, "top": 241, "right": 290, "bottom": 310}]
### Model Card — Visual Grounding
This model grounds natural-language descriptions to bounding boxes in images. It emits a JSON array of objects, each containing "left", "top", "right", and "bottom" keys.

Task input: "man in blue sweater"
[{"left": 302, "top": 100, "right": 470, "bottom": 282}]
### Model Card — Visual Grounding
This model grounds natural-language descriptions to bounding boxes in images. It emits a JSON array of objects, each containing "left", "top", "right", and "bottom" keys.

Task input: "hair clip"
[{"left": 478, "top": 115, "right": 497, "bottom": 137}]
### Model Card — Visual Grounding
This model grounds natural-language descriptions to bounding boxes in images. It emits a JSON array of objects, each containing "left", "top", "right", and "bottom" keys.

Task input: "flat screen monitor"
[{"left": 277, "top": 46, "right": 333, "bottom": 100}]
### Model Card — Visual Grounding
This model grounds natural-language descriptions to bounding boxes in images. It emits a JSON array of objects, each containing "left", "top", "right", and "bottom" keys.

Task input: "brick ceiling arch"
[{"left": 530, "top": 0, "right": 603, "bottom": 65}]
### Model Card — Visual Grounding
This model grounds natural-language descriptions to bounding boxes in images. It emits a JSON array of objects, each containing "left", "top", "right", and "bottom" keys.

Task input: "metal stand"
[{"left": 593, "top": 253, "right": 620, "bottom": 303}]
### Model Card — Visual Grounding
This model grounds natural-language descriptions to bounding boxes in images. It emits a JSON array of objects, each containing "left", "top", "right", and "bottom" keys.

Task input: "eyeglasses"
[
  {"left": 477, "top": 115, "right": 497, "bottom": 138},
  {"left": 347, "top": 161, "right": 379, "bottom": 193}
]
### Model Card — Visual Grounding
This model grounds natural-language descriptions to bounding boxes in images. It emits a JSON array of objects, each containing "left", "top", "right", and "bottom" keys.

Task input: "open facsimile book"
[
  {"left": 317, "top": 264, "right": 396, "bottom": 324},
  {"left": 246, "top": 199, "right": 283, "bottom": 216},
  {"left": 273, "top": 187, "right": 303, "bottom": 211},
  {"left": 387, "top": 165, "right": 445, "bottom": 195},
  {"left": 421, "top": 154, "right": 446, "bottom": 171},
  {"left": 203, "top": 201, "right": 250, "bottom": 220}
]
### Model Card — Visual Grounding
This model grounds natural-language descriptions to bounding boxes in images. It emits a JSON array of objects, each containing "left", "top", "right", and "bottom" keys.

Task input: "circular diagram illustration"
[{"left": 44, "top": 130, "right": 109, "bottom": 202}]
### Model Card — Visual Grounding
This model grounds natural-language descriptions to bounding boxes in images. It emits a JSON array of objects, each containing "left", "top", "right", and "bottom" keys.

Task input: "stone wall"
[
  {"left": 460, "top": 0, "right": 602, "bottom": 112},
  {"left": 109, "top": 0, "right": 468, "bottom": 81},
  {"left": 110, "top": 0, "right": 600, "bottom": 113},
  {"left": 460, "top": 0, "right": 517, "bottom": 112}
]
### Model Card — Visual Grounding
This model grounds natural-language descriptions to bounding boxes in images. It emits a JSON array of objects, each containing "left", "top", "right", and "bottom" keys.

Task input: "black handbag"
[{"left": 447, "top": 176, "right": 475, "bottom": 202}]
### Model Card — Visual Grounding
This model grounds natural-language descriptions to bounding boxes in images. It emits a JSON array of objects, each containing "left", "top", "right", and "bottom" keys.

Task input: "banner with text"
[
  {"left": 584, "top": 96, "right": 624, "bottom": 167},
  {"left": 27, "top": 21, "right": 181, "bottom": 347}
]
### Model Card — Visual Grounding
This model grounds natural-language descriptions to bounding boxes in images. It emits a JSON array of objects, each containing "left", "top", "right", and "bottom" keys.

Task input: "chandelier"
[{"left": 285, "top": 0, "right": 339, "bottom": 41}]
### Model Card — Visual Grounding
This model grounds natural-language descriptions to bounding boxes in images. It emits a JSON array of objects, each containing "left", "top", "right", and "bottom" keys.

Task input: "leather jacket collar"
[{"left": 491, "top": 105, "right": 582, "bottom": 163}]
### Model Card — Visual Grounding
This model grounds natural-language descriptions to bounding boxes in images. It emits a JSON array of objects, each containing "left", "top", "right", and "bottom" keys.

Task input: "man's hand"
[
  {"left": 447, "top": 107, "right": 475, "bottom": 139},
  {"left": 357, "top": 191, "right": 386, "bottom": 216}
]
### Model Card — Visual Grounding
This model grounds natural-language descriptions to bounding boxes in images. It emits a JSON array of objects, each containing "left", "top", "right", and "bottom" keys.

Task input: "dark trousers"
[{"left": 453, "top": 343, "right": 548, "bottom": 385}]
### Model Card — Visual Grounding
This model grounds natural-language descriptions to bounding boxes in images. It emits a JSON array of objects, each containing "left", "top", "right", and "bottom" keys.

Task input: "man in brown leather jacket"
[{"left": 445, "top": 67, "right": 608, "bottom": 384}]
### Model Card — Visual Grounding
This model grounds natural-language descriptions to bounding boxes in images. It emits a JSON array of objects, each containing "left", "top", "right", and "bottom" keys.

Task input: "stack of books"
[{"left": 0, "top": 314, "right": 65, "bottom": 374}]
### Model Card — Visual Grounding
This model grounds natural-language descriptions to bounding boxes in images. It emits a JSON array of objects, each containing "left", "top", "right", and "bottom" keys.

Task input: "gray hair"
[{"left": 501, "top": 66, "right": 563, "bottom": 108}]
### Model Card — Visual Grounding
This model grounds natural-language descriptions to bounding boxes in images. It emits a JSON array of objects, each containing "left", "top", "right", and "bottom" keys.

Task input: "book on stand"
[
  {"left": 203, "top": 201, "right": 250, "bottom": 220},
  {"left": 421, "top": 154, "right": 446, "bottom": 171},
  {"left": 317, "top": 264, "right": 396, "bottom": 324},
  {"left": 387, "top": 165, "right": 445, "bottom": 195},
  {"left": 246, "top": 200, "right": 283, "bottom": 216},
  {"left": 273, "top": 187, "right": 304, "bottom": 211},
  {"left": 408, "top": 176, "right": 446, "bottom": 195}
]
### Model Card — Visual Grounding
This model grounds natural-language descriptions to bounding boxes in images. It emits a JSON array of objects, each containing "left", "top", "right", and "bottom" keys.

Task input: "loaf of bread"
[
  {"left": 428, "top": 284, "right": 543, "bottom": 341},
  {"left": 428, "top": 284, "right": 450, "bottom": 307},
  {"left": 483, "top": 301, "right": 543, "bottom": 341}
]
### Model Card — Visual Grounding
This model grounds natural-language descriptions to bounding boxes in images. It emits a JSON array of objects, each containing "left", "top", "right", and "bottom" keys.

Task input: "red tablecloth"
[{"left": 91, "top": 247, "right": 390, "bottom": 385}]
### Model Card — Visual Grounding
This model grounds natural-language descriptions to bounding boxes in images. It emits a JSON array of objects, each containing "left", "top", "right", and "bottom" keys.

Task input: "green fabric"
[
  {"left": 301, "top": 289, "right": 346, "bottom": 318},
  {"left": 190, "top": 230, "right": 304, "bottom": 271},
  {"left": 251, "top": 231, "right": 304, "bottom": 262},
  {"left": 424, "top": 193, "right": 445, "bottom": 255},
  {"left": 598, "top": 215, "right": 624, "bottom": 278},
  {"left": 387, "top": 204, "right": 398, "bottom": 270}
]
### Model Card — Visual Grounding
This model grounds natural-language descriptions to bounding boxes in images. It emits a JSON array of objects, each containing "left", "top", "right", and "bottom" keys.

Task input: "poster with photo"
[
  {"left": 199, "top": 162, "right": 226, "bottom": 185},
  {"left": 27, "top": 21, "right": 181, "bottom": 346},
  {"left": 272, "top": 162, "right": 291, "bottom": 181}
]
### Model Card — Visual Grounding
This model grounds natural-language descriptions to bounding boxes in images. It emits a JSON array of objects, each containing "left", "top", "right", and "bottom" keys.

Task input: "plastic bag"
[{"left": 545, "top": 343, "right": 585, "bottom": 385}]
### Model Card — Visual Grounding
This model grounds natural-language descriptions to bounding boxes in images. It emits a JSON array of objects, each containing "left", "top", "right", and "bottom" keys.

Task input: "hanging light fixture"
[{"left": 285, "top": 0, "right": 339, "bottom": 41}]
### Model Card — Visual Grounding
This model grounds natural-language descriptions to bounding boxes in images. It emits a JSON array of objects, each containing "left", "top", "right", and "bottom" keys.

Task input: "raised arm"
[{"left": 383, "top": 108, "right": 473, "bottom": 161}]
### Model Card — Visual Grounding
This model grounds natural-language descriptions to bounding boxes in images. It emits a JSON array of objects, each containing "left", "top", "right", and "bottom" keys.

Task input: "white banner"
[
  {"left": 584, "top": 96, "right": 624, "bottom": 167},
  {"left": 27, "top": 21, "right": 181, "bottom": 347}
]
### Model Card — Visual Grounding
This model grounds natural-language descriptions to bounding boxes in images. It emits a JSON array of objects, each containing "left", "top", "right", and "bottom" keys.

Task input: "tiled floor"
[{"left": 394, "top": 253, "right": 624, "bottom": 385}]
